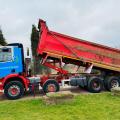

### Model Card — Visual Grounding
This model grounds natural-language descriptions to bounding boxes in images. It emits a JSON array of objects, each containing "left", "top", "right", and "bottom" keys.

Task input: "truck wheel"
[
  {"left": 42, "top": 80, "right": 60, "bottom": 93},
  {"left": 4, "top": 81, "right": 24, "bottom": 100},
  {"left": 87, "top": 77, "right": 103, "bottom": 93},
  {"left": 105, "top": 76, "right": 120, "bottom": 91}
]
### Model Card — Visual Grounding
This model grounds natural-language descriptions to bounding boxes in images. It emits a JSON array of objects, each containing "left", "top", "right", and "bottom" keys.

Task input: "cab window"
[{"left": 0, "top": 48, "right": 12, "bottom": 62}]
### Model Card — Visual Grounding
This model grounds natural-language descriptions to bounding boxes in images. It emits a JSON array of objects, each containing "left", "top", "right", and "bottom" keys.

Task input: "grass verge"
[{"left": 0, "top": 92, "right": 120, "bottom": 120}]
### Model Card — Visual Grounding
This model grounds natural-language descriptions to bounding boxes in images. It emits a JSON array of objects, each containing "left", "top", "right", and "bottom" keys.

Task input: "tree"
[
  {"left": 31, "top": 25, "right": 39, "bottom": 56},
  {"left": 31, "top": 25, "right": 39, "bottom": 75},
  {"left": 30, "top": 25, "right": 50, "bottom": 75},
  {"left": 0, "top": 28, "right": 7, "bottom": 46}
]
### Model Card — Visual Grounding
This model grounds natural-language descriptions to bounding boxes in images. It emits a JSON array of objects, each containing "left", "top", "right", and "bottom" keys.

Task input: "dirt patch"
[{"left": 42, "top": 92, "right": 74, "bottom": 105}]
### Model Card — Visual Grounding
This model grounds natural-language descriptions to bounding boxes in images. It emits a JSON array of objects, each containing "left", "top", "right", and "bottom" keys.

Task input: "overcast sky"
[{"left": 0, "top": 0, "right": 120, "bottom": 56}]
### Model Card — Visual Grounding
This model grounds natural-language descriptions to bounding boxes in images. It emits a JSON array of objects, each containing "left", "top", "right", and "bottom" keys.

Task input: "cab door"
[{"left": 0, "top": 47, "right": 14, "bottom": 78}]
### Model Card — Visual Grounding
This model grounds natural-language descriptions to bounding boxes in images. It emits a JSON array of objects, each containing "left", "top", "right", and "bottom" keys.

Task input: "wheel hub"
[
  {"left": 111, "top": 80, "right": 119, "bottom": 88},
  {"left": 48, "top": 84, "right": 56, "bottom": 92},
  {"left": 92, "top": 81, "right": 100, "bottom": 90},
  {"left": 8, "top": 85, "right": 20, "bottom": 97},
  {"left": 93, "top": 82, "right": 99, "bottom": 88}
]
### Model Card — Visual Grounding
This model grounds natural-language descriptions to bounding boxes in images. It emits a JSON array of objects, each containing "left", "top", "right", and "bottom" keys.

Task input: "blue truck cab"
[{"left": 0, "top": 43, "right": 25, "bottom": 78}]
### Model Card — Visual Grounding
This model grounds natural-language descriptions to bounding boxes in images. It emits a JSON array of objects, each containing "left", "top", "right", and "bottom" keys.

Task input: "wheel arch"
[{"left": 3, "top": 74, "right": 29, "bottom": 90}]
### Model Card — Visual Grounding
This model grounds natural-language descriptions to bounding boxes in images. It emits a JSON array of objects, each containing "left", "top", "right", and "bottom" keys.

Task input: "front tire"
[
  {"left": 42, "top": 80, "right": 60, "bottom": 93},
  {"left": 4, "top": 81, "right": 24, "bottom": 100}
]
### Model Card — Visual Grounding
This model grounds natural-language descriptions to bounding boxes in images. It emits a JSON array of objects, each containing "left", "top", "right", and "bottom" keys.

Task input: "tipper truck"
[{"left": 0, "top": 19, "right": 120, "bottom": 99}]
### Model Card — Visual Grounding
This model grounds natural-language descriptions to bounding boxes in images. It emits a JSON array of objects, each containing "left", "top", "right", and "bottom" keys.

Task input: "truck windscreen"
[{"left": 0, "top": 48, "right": 12, "bottom": 62}]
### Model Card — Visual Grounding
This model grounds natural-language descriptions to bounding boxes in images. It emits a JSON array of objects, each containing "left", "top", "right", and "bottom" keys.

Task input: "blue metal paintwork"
[{"left": 0, "top": 46, "right": 23, "bottom": 78}]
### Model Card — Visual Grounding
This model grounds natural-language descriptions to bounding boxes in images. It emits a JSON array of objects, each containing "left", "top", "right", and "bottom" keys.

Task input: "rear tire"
[
  {"left": 4, "top": 81, "right": 24, "bottom": 100},
  {"left": 105, "top": 76, "right": 120, "bottom": 91},
  {"left": 43, "top": 80, "right": 60, "bottom": 93},
  {"left": 87, "top": 77, "right": 103, "bottom": 93}
]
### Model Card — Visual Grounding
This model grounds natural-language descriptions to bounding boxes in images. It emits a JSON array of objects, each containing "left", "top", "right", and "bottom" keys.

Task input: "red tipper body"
[{"left": 37, "top": 19, "right": 120, "bottom": 72}]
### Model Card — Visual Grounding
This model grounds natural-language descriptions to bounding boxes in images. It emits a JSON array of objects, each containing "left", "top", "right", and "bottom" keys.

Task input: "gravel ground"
[{"left": 0, "top": 86, "right": 90, "bottom": 101}]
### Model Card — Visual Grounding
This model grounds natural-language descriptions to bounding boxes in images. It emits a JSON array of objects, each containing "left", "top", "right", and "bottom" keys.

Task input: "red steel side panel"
[{"left": 37, "top": 19, "right": 120, "bottom": 72}]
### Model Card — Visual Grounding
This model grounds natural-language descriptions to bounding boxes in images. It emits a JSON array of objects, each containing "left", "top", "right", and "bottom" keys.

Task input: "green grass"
[{"left": 0, "top": 93, "right": 120, "bottom": 120}]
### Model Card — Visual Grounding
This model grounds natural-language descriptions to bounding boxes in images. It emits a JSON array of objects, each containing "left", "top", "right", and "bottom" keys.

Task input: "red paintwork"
[
  {"left": 0, "top": 84, "right": 3, "bottom": 93},
  {"left": 40, "top": 75, "right": 49, "bottom": 85},
  {"left": 44, "top": 62, "right": 68, "bottom": 74},
  {"left": 37, "top": 19, "right": 120, "bottom": 72}
]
